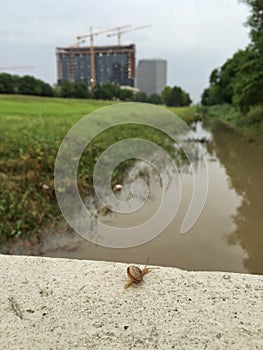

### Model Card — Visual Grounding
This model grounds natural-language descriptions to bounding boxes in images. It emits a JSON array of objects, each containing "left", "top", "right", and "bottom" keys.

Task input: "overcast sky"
[{"left": 0, "top": 0, "right": 250, "bottom": 102}]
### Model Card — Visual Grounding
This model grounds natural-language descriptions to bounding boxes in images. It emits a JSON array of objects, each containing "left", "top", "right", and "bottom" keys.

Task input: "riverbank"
[
  {"left": 0, "top": 94, "right": 196, "bottom": 245},
  {"left": 198, "top": 104, "right": 263, "bottom": 141},
  {"left": 0, "top": 255, "right": 262, "bottom": 349}
]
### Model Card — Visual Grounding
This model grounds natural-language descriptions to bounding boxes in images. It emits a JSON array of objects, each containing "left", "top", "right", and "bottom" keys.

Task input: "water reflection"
[
  {"left": 206, "top": 121, "right": 263, "bottom": 274},
  {"left": 41, "top": 121, "right": 263, "bottom": 275}
]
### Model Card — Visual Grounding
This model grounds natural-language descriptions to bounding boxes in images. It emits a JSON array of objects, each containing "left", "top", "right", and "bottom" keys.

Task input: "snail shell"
[{"left": 127, "top": 265, "right": 143, "bottom": 283}]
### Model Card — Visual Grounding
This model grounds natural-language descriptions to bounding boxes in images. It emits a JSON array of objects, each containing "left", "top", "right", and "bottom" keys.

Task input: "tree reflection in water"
[{"left": 207, "top": 121, "right": 263, "bottom": 274}]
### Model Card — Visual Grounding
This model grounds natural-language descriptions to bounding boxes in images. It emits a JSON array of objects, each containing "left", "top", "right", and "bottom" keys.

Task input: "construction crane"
[
  {"left": 76, "top": 25, "right": 131, "bottom": 87},
  {"left": 69, "top": 39, "right": 86, "bottom": 47},
  {"left": 107, "top": 25, "right": 151, "bottom": 46},
  {"left": 0, "top": 65, "right": 34, "bottom": 72}
]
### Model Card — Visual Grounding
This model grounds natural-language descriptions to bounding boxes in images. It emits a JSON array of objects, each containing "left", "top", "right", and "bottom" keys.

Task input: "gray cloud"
[{"left": 0, "top": 0, "right": 249, "bottom": 101}]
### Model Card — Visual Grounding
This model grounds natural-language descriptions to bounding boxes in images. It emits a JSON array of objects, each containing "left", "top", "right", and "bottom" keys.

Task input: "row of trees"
[
  {"left": 0, "top": 72, "right": 192, "bottom": 106},
  {"left": 202, "top": 0, "right": 263, "bottom": 112},
  {"left": 54, "top": 80, "right": 192, "bottom": 106},
  {"left": 58, "top": 81, "right": 136, "bottom": 101},
  {"left": 0, "top": 73, "right": 53, "bottom": 97}
]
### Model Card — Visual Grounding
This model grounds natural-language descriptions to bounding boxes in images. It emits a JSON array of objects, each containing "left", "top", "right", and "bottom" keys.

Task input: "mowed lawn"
[{"left": 0, "top": 94, "right": 196, "bottom": 242}]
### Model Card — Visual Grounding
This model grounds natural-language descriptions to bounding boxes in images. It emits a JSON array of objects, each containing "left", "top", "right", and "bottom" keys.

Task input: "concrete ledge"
[{"left": 0, "top": 254, "right": 262, "bottom": 349}]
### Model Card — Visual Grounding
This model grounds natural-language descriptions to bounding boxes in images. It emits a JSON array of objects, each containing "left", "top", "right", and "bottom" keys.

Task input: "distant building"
[
  {"left": 56, "top": 44, "right": 136, "bottom": 87},
  {"left": 136, "top": 59, "right": 167, "bottom": 96}
]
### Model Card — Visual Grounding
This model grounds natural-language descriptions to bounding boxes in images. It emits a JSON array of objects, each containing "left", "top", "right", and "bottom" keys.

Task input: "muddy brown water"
[{"left": 40, "top": 121, "right": 263, "bottom": 274}]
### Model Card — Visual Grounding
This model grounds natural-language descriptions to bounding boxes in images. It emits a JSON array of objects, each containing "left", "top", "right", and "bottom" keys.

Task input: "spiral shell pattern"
[{"left": 55, "top": 103, "right": 208, "bottom": 248}]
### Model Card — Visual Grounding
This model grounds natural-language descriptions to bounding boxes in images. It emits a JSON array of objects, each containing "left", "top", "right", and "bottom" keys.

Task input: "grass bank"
[
  {"left": 198, "top": 104, "right": 263, "bottom": 141},
  {"left": 0, "top": 94, "right": 196, "bottom": 243}
]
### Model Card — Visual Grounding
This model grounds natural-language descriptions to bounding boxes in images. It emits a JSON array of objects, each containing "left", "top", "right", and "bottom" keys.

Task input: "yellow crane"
[
  {"left": 0, "top": 65, "right": 34, "bottom": 72},
  {"left": 107, "top": 25, "right": 151, "bottom": 46},
  {"left": 69, "top": 39, "right": 86, "bottom": 47},
  {"left": 76, "top": 25, "right": 131, "bottom": 87}
]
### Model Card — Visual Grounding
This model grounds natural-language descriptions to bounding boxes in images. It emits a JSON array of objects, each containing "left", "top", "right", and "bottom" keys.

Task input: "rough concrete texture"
[{"left": 0, "top": 255, "right": 262, "bottom": 350}]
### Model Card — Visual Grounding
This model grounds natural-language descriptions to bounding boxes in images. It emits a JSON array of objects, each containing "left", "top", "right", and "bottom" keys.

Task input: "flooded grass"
[{"left": 0, "top": 94, "right": 196, "bottom": 244}]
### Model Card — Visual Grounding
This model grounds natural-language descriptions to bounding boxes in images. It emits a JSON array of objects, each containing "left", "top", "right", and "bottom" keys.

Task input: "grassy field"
[{"left": 0, "top": 94, "right": 196, "bottom": 242}]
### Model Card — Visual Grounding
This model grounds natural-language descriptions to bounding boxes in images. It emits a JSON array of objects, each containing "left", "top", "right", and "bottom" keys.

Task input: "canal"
[{"left": 42, "top": 120, "right": 263, "bottom": 275}]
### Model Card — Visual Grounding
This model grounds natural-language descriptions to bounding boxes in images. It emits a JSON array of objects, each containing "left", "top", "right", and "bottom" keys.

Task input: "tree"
[
  {"left": 147, "top": 93, "right": 162, "bottom": 105},
  {"left": 15, "top": 75, "right": 53, "bottom": 96},
  {"left": 0, "top": 73, "right": 17, "bottom": 93},
  {"left": 203, "top": 50, "right": 245, "bottom": 105},
  {"left": 203, "top": 1, "right": 263, "bottom": 111},
  {"left": 236, "top": 1, "right": 263, "bottom": 110},
  {"left": 232, "top": 48, "right": 263, "bottom": 112},
  {"left": 60, "top": 81, "right": 76, "bottom": 98},
  {"left": 161, "top": 86, "right": 172, "bottom": 105},
  {"left": 119, "top": 88, "right": 134, "bottom": 101},
  {"left": 92, "top": 83, "right": 121, "bottom": 100},
  {"left": 209, "top": 68, "right": 220, "bottom": 86},
  {"left": 0, "top": 73, "right": 52, "bottom": 97},
  {"left": 241, "top": 0, "right": 263, "bottom": 50},
  {"left": 18, "top": 76, "right": 39, "bottom": 95},
  {"left": 201, "top": 88, "right": 211, "bottom": 106},
  {"left": 162, "top": 85, "right": 192, "bottom": 106},
  {"left": 74, "top": 82, "right": 89, "bottom": 98},
  {"left": 181, "top": 90, "right": 192, "bottom": 106},
  {"left": 135, "top": 92, "right": 148, "bottom": 102},
  {"left": 40, "top": 82, "right": 53, "bottom": 97}
]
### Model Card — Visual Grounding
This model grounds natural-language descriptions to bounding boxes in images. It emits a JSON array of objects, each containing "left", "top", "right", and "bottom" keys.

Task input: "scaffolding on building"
[{"left": 56, "top": 44, "right": 136, "bottom": 87}]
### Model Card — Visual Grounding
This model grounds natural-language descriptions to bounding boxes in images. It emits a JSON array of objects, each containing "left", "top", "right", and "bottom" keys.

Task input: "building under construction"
[{"left": 56, "top": 44, "right": 136, "bottom": 87}]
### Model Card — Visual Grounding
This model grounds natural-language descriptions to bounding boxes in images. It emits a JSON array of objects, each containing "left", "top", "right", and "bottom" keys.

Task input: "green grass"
[
  {"left": 198, "top": 104, "right": 263, "bottom": 141},
  {"left": 0, "top": 94, "right": 196, "bottom": 242},
  {"left": 168, "top": 106, "right": 198, "bottom": 124}
]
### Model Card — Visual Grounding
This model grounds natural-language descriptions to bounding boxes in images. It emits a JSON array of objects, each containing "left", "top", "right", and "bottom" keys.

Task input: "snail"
[{"left": 124, "top": 258, "right": 158, "bottom": 289}]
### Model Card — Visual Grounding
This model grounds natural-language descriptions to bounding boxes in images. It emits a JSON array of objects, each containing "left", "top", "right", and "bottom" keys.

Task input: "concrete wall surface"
[{"left": 0, "top": 254, "right": 262, "bottom": 350}]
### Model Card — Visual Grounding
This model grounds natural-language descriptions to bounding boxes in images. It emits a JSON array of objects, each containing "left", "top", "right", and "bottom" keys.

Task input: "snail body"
[{"left": 124, "top": 261, "right": 149, "bottom": 289}]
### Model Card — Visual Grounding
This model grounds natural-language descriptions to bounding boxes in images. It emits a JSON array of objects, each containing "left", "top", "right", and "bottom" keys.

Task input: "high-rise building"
[
  {"left": 56, "top": 44, "right": 136, "bottom": 87},
  {"left": 136, "top": 59, "right": 167, "bottom": 96}
]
